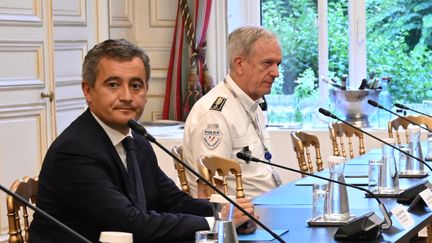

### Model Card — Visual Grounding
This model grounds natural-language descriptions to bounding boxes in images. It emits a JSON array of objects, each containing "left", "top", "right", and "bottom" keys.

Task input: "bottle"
[
  {"left": 341, "top": 75, "right": 348, "bottom": 90},
  {"left": 378, "top": 138, "right": 399, "bottom": 194},
  {"left": 377, "top": 77, "right": 393, "bottom": 128},
  {"left": 324, "top": 156, "right": 350, "bottom": 221},
  {"left": 407, "top": 126, "right": 424, "bottom": 174}
]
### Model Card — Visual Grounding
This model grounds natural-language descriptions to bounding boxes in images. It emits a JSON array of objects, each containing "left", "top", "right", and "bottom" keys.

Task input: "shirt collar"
[
  {"left": 91, "top": 112, "right": 132, "bottom": 147},
  {"left": 226, "top": 74, "right": 263, "bottom": 113}
]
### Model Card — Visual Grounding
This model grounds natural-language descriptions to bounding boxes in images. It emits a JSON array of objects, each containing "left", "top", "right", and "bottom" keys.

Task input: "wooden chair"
[
  {"left": 6, "top": 176, "right": 38, "bottom": 243},
  {"left": 388, "top": 115, "right": 432, "bottom": 242},
  {"left": 199, "top": 155, "right": 245, "bottom": 199},
  {"left": 388, "top": 115, "right": 432, "bottom": 144},
  {"left": 291, "top": 131, "right": 324, "bottom": 177},
  {"left": 171, "top": 145, "right": 190, "bottom": 194},
  {"left": 329, "top": 122, "right": 365, "bottom": 159}
]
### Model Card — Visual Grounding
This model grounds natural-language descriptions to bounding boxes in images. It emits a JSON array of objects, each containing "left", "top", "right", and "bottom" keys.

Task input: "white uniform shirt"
[{"left": 183, "top": 74, "right": 279, "bottom": 198}]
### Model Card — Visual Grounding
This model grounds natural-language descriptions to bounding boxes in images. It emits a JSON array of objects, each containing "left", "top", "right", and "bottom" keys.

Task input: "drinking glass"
[
  {"left": 312, "top": 183, "right": 327, "bottom": 219},
  {"left": 195, "top": 230, "right": 218, "bottom": 243},
  {"left": 425, "top": 133, "right": 432, "bottom": 161},
  {"left": 368, "top": 159, "right": 382, "bottom": 192}
]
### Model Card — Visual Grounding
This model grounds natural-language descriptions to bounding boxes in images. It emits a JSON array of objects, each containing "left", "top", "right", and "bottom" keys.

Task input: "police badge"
[{"left": 202, "top": 124, "right": 222, "bottom": 149}]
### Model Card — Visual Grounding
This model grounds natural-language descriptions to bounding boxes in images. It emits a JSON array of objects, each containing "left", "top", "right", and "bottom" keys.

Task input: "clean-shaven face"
[{"left": 82, "top": 57, "right": 148, "bottom": 134}]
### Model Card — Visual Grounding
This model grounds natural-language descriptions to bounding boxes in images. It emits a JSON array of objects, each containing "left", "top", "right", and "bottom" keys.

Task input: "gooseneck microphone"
[
  {"left": 368, "top": 100, "right": 432, "bottom": 133},
  {"left": 319, "top": 107, "right": 432, "bottom": 172},
  {"left": 236, "top": 152, "right": 392, "bottom": 241},
  {"left": 0, "top": 185, "right": 91, "bottom": 243},
  {"left": 394, "top": 103, "right": 432, "bottom": 119},
  {"left": 127, "top": 120, "right": 285, "bottom": 243},
  {"left": 319, "top": 108, "right": 432, "bottom": 204}
]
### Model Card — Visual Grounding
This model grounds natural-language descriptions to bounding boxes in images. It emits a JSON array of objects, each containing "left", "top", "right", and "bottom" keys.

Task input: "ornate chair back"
[
  {"left": 6, "top": 176, "right": 38, "bottom": 243},
  {"left": 291, "top": 131, "right": 324, "bottom": 177},
  {"left": 329, "top": 122, "right": 366, "bottom": 159},
  {"left": 199, "top": 155, "right": 245, "bottom": 199},
  {"left": 171, "top": 145, "right": 190, "bottom": 194},
  {"left": 388, "top": 115, "right": 432, "bottom": 144}
]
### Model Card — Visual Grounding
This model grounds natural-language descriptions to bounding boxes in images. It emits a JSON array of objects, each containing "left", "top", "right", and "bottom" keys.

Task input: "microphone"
[
  {"left": 0, "top": 185, "right": 91, "bottom": 243},
  {"left": 368, "top": 100, "right": 432, "bottom": 133},
  {"left": 127, "top": 120, "right": 285, "bottom": 243},
  {"left": 318, "top": 108, "right": 432, "bottom": 204},
  {"left": 236, "top": 152, "right": 392, "bottom": 241},
  {"left": 394, "top": 103, "right": 432, "bottom": 119}
]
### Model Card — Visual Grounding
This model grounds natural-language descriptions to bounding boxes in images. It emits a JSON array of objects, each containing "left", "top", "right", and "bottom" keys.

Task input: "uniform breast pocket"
[{"left": 232, "top": 135, "right": 262, "bottom": 160}]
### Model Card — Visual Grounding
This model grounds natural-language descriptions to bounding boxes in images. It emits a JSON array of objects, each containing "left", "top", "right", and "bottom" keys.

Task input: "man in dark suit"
[{"left": 29, "top": 39, "right": 256, "bottom": 242}]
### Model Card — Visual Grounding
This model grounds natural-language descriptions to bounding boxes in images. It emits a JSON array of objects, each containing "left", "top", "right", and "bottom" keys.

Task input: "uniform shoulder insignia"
[{"left": 210, "top": 97, "right": 227, "bottom": 111}]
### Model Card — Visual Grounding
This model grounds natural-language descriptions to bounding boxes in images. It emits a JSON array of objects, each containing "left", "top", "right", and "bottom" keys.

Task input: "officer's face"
[{"left": 240, "top": 37, "right": 282, "bottom": 100}]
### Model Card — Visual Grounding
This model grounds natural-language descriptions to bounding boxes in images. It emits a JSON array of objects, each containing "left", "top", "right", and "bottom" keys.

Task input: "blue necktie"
[{"left": 122, "top": 136, "right": 146, "bottom": 212}]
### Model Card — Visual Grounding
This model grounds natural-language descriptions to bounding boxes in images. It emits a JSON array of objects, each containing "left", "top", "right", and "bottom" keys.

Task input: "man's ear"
[
  {"left": 82, "top": 81, "right": 92, "bottom": 104},
  {"left": 232, "top": 56, "right": 244, "bottom": 76}
]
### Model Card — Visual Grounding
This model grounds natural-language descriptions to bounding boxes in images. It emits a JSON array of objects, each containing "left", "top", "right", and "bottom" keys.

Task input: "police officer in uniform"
[{"left": 183, "top": 26, "right": 283, "bottom": 198}]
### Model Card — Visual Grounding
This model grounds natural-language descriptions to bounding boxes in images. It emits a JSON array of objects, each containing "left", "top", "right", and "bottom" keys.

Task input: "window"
[{"left": 261, "top": 0, "right": 432, "bottom": 128}]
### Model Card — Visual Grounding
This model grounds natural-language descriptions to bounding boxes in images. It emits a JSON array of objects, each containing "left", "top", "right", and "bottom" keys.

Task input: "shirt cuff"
[{"left": 205, "top": 216, "right": 214, "bottom": 229}]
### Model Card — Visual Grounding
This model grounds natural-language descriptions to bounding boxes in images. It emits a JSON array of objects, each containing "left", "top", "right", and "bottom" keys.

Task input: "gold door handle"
[{"left": 41, "top": 91, "right": 54, "bottom": 102}]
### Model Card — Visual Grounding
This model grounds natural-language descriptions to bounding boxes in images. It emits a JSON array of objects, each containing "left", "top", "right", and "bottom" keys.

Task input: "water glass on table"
[
  {"left": 195, "top": 230, "right": 218, "bottom": 243},
  {"left": 312, "top": 183, "right": 327, "bottom": 219},
  {"left": 368, "top": 159, "right": 381, "bottom": 192},
  {"left": 398, "top": 144, "right": 411, "bottom": 173},
  {"left": 426, "top": 133, "right": 432, "bottom": 161}
]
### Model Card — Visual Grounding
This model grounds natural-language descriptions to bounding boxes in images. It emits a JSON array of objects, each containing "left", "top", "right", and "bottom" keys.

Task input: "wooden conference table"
[{"left": 249, "top": 149, "right": 432, "bottom": 243}]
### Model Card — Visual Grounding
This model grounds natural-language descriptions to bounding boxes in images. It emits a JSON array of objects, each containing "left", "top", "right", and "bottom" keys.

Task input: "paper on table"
[{"left": 237, "top": 229, "right": 289, "bottom": 241}]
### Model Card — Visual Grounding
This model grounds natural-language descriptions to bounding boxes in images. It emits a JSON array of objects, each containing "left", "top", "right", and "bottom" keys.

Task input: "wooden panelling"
[
  {"left": 143, "top": 46, "right": 170, "bottom": 79},
  {"left": 0, "top": 103, "right": 47, "bottom": 234},
  {"left": 0, "top": 41, "right": 45, "bottom": 88},
  {"left": 0, "top": 0, "right": 42, "bottom": 25},
  {"left": 55, "top": 98, "right": 86, "bottom": 134},
  {"left": 149, "top": 0, "right": 176, "bottom": 27},
  {"left": 54, "top": 41, "right": 87, "bottom": 86},
  {"left": 110, "top": 0, "right": 132, "bottom": 27},
  {"left": 53, "top": 0, "right": 86, "bottom": 26}
]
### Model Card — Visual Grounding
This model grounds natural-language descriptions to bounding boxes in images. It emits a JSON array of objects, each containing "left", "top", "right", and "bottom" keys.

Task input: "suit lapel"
[{"left": 82, "top": 110, "right": 136, "bottom": 202}]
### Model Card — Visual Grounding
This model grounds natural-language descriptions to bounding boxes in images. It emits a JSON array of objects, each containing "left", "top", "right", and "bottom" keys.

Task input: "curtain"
[{"left": 162, "top": 0, "right": 214, "bottom": 121}]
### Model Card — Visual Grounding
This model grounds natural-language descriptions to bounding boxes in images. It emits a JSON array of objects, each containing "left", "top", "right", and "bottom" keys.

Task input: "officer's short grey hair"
[{"left": 227, "top": 26, "right": 278, "bottom": 69}]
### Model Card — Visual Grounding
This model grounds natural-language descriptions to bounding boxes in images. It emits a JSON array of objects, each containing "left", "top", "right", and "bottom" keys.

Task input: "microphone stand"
[
  {"left": 236, "top": 152, "right": 393, "bottom": 232},
  {"left": 368, "top": 100, "right": 432, "bottom": 133},
  {"left": 0, "top": 184, "right": 91, "bottom": 243},
  {"left": 319, "top": 107, "right": 432, "bottom": 172},
  {"left": 395, "top": 103, "right": 432, "bottom": 119},
  {"left": 127, "top": 120, "right": 285, "bottom": 243},
  {"left": 319, "top": 108, "right": 432, "bottom": 205}
]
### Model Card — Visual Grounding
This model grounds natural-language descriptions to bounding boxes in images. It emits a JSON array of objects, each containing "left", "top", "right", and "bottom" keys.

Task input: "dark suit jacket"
[{"left": 29, "top": 109, "right": 212, "bottom": 243}]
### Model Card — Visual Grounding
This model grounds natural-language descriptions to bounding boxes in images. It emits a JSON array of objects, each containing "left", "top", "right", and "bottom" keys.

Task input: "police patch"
[
  {"left": 203, "top": 124, "right": 222, "bottom": 149},
  {"left": 210, "top": 97, "right": 227, "bottom": 111}
]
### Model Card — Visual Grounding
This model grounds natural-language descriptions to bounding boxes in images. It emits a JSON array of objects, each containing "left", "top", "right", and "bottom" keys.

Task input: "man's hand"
[{"left": 233, "top": 197, "right": 258, "bottom": 234}]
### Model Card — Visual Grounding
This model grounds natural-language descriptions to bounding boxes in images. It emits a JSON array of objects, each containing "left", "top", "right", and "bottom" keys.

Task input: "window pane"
[
  {"left": 261, "top": 0, "right": 319, "bottom": 125},
  {"left": 366, "top": 0, "right": 432, "bottom": 104}
]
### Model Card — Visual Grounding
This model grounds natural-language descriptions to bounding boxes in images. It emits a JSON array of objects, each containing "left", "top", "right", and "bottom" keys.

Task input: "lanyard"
[{"left": 224, "top": 79, "right": 272, "bottom": 160}]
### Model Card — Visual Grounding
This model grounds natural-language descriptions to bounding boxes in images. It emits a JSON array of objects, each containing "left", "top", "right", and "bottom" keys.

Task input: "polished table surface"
[{"left": 250, "top": 150, "right": 432, "bottom": 242}]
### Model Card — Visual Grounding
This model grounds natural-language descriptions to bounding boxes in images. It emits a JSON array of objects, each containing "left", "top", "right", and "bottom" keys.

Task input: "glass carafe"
[
  {"left": 324, "top": 156, "right": 350, "bottom": 221},
  {"left": 407, "top": 126, "right": 424, "bottom": 173},
  {"left": 209, "top": 194, "right": 238, "bottom": 243},
  {"left": 378, "top": 138, "right": 399, "bottom": 193}
]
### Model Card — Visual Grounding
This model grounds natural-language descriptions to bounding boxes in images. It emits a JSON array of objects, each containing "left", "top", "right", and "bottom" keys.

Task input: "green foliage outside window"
[{"left": 262, "top": 0, "right": 432, "bottom": 104}]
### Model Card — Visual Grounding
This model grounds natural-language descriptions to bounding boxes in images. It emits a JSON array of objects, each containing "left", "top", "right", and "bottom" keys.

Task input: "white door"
[
  {"left": 53, "top": 0, "right": 108, "bottom": 134},
  {"left": 0, "top": 0, "right": 55, "bottom": 236}
]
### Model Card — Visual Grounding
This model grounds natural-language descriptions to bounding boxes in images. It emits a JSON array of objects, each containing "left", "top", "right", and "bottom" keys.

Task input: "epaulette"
[{"left": 210, "top": 97, "right": 227, "bottom": 111}]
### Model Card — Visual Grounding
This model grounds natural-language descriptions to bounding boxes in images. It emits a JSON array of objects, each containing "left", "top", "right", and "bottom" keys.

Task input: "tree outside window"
[{"left": 262, "top": 0, "right": 432, "bottom": 126}]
